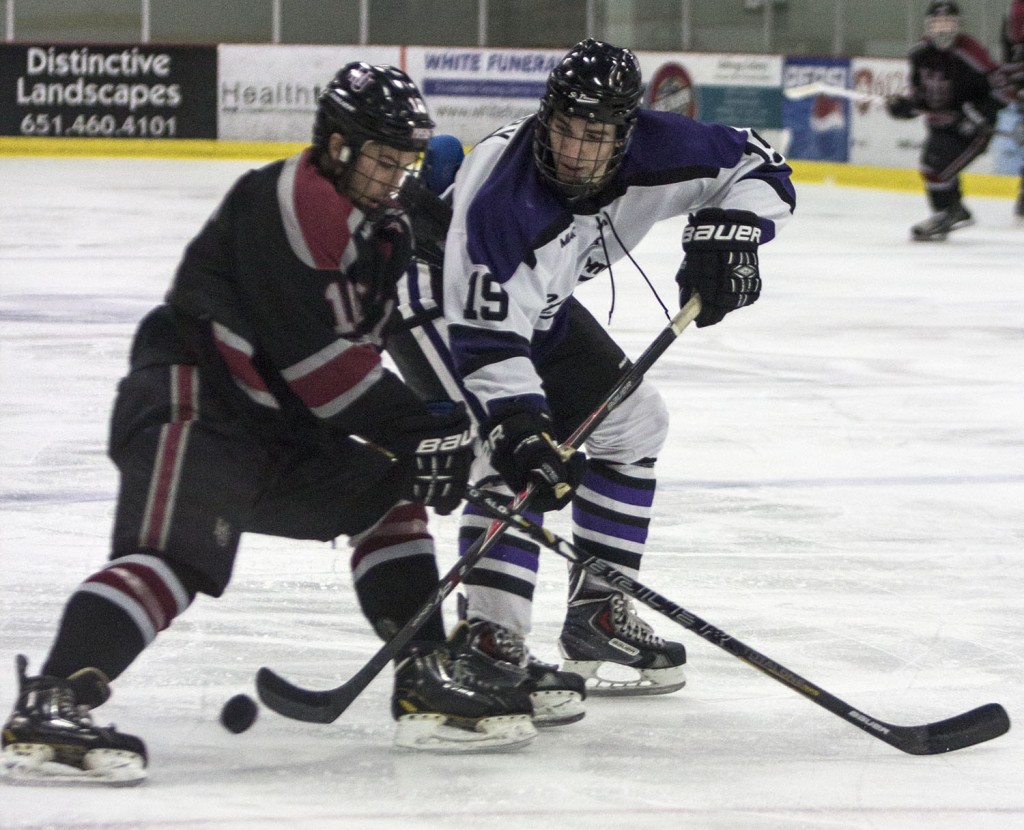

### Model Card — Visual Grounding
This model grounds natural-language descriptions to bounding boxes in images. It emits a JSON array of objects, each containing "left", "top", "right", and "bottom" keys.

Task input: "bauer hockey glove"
[
  {"left": 485, "top": 407, "right": 585, "bottom": 513},
  {"left": 392, "top": 401, "right": 474, "bottom": 515},
  {"left": 676, "top": 207, "right": 762, "bottom": 328}
]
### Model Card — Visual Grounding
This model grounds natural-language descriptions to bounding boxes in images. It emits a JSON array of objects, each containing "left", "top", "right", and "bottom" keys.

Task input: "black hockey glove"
[
  {"left": 485, "top": 408, "right": 585, "bottom": 513},
  {"left": 345, "top": 209, "right": 415, "bottom": 338},
  {"left": 676, "top": 208, "right": 762, "bottom": 328},
  {"left": 391, "top": 401, "right": 473, "bottom": 515},
  {"left": 885, "top": 95, "right": 919, "bottom": 120},
  {"left": 398, "top": 176, "right": 452, "bottom": 270}
]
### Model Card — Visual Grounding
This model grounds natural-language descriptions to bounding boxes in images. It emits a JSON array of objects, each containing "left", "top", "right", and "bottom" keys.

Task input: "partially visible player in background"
[
  {"left": 885, "top": 1, "right": 1018, "bottom": 240},
  {"left": 1, "top": 62, "right": 534, "bottom": 787},
  {"left": 1002, "top": 0, "right": 1024, "bottom": 217}
]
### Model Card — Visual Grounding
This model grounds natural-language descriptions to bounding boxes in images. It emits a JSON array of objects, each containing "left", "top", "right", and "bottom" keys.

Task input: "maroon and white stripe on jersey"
[
  {"left": 280, "top": 339, "right": 384, "bottom": 418},
  {"left": 952, "top": 35, "right": 1002, "bottom": 75},
  {"left": 211, "top": 322, "right": 281, "bottom": 409},
  {"left": 277, "top": 148, "right": 363, "bottom": 271},
  {"left": 78, "top": 553, "right": 192, "bottom": 645},
  {"left": 350, "top": 502, "right": 433, "bottom": 582},
  {"left": 139, "top": 364, "right": 197, "bottom": 551}
]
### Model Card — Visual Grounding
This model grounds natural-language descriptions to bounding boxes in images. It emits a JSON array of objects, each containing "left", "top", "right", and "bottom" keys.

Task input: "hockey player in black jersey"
[
  {"left": 886, "top": 1, "right": 1018, "bottom": 240},
  {"left": 389, "top": 39, "right": 794, "bottom": 711},
  {"left": 1, "top": 63, "right": 537, "bottom": 786}
]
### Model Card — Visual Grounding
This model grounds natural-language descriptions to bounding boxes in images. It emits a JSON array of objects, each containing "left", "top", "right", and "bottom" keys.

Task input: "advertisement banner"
[
  {"left": 217, "top": 45, "right": 401, "bottom": 142},
  {"left": 405, "top": 46, "right": 561, "bottom": 145},
  {"left": 640, "top": 52, "right": 783, "bottom": 127},
  {"left": 639, "top": 52, "right": 784, "bottom": 151},
  {"left": 782, "top": 56, "right": 851, "bottom": 162},
  {"left": 847, "top": 57, "right": 922, "bottom": 170},
  {"left": 0, "top": 43, "right": 216, "bottom": 139}
]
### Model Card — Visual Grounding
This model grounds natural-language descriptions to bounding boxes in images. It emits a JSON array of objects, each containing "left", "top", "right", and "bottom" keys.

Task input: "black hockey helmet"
[
  {"left": 313, "top": 62, "right": 434, "bottom": 157},
  {"left": 533, "top": 39, "right": 643, "bottom": 200},
  {"left": 925, "top": 1, "right": 961, "bottom": 49}
]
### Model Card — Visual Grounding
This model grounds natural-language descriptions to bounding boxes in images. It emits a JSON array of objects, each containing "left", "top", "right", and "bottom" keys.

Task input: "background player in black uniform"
[
  {"left": 886, "top": 1, "right": 1017, "bottom": 240},
  {"left": 1, "top": 63, "right": 536, "bottom": 786}
]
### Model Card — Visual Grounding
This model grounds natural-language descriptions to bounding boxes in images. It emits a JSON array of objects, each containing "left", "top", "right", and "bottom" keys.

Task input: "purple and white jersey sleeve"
[{"left": 443, "top": 110, "right": 795, "bottom": 421}]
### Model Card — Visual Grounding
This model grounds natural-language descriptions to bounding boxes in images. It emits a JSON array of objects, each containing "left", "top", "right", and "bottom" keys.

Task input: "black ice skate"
[
  {"left": 448, "top": 618, "right": 586, "bottom": 727},
  {"left": 558, "top": 588, "right": 687, "bottom": 696},
  {"left": 391, "top": 645, "right": 536, "bottom": 753},
  {"left": 1, "top": 655, "right": 147, "bottom": 786},
  {"left": 911, "top": 204, "right": 974, "bottom": 241}
]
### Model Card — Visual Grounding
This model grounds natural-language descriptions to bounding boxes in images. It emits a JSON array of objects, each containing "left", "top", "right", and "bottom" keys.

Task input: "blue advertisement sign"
[{"left": 782, "top": 56, "right": 851, "bottom": 162}]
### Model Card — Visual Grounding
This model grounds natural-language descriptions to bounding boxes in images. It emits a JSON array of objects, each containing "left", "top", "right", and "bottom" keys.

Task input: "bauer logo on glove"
[
  {"left": 682, "top": 222, "right": 761, "bottom": 244},
  {"left": 414, "top": 430, "right": 473, "bottom": 455}
]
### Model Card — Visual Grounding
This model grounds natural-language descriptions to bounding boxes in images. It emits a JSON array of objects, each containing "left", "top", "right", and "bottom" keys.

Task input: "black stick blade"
[
  {"left": 255, "top": 667, "right": 348, "bottom": 724},
  {"left": 891, "top": 703, "right": 1010, "bottom": 755}
]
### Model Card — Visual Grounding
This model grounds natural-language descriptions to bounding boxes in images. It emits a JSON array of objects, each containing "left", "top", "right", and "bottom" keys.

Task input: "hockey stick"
[
  {"left": 783, "top": 82, "right": 885, "bottom": 104},
  {"left": 784, "top": 82, "right": 1020, "bottom": 140},
  {"left": 255, "top": 294, "right": 704, "bottom": 723},
  {"left": 465, "top": 488, "right": 1010, "bottom": 755}
]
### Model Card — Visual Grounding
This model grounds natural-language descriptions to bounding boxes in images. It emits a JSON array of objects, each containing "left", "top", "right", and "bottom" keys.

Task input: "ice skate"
[
  {"left": 910, "top": 204, "right": 974, "bottom": 241},
  {"left": 391, "top": 646, "right": 536, "bottom": 753},
  {"left": 1015, "top": 189, "right": 1024, "bottom": 220},
  {"left": 1, "top": 655, "right": 147, "bottom": 786},
  {"left": 448, "top": 618, "right": 586, "bottom": 727},
  {"left": 558, "top": 589, "right": 687, "bottom": 696}
]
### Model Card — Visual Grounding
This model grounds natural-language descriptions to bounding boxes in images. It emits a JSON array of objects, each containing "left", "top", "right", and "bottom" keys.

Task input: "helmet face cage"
[
  {"left": 343, "top": 140, "right": 424, "bottom": 214},
  {"left": 313, "top": 62, "right": 434, "bottom": 205},
  {"left": 533, "top": 39, "right": 643, "bottom": 200},
  {"left": 925, "top": 1, "right": 961, "bottom": 49}
]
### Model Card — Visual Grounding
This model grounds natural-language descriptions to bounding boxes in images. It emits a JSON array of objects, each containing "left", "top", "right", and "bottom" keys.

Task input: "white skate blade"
[
  {"left": 561, "top": 659, "right": 686, "bottom": 697},
  {"left": 530, "top": 690, "right": 585, "bottom": 727},
  {"left": 2, "top": 743, "right": 146, "bottom": 787},
  {"left": 394, "top": 713, "right": 536, "bottom": 753},
  {"left": 912, "top": 214, "right": 974, "bottom": 241}
]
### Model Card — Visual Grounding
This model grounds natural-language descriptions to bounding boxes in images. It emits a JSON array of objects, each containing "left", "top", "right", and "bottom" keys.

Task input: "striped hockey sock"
[
  {"left": 571, "top": 458, "right": 656, "bottom": 591},
  {"left": 42, "top": 553, "right": 194, "bottom": 682},
  {"left": 458, "top": 496, "right": 542, "bottom": 636}
]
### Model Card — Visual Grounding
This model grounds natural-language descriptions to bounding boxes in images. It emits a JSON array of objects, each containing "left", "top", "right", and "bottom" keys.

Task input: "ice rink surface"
[{"left": 1, "top": 155, "right": 1022, "bottom": 829}]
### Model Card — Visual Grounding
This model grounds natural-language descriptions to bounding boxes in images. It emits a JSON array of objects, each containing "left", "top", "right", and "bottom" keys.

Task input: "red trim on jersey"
[
  {"left": 1010, "top": 1, "right": 1024, "bottom": 44},
  {"left": 213, "top": 330, "right": 273, "bottom": 396},
  {"left": 292, "top": 148, "right": 358, "bottom": 270},
  {"left": 286, "top": 342, "right": 382, "bottom": 409},
  {"left": 953, "top": 35, "right": 1000, "bottom": 74}
]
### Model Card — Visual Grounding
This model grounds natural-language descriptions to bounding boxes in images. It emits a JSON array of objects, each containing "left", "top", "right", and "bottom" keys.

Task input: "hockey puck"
[{"left": 220, "top": 693, "right": 258, "bottom": 734}]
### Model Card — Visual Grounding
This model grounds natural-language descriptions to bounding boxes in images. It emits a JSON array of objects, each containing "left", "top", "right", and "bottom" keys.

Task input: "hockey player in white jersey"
[{"left": 391, "top": 39, "right": 795, "bottom": 708}]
